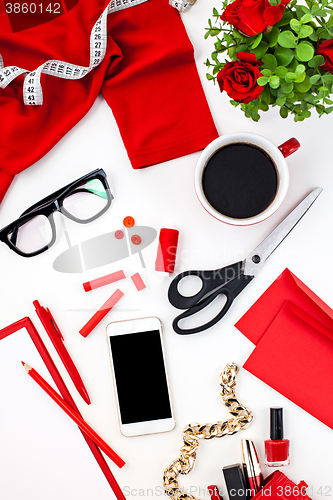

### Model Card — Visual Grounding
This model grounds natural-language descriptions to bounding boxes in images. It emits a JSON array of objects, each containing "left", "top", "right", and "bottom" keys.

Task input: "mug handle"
[{"left": 278, "top": 137, "right": 300, "bottom": 158}]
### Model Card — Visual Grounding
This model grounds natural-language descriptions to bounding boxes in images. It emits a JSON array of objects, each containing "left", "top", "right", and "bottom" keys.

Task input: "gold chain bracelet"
[{"left": 163, "top": 363, "right": 253, "bottom": 500}]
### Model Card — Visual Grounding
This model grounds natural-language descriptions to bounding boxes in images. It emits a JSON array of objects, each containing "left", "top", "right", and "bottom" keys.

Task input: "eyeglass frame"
[{"left": 0, "top": 168, "right": 113, "bottom": 258}]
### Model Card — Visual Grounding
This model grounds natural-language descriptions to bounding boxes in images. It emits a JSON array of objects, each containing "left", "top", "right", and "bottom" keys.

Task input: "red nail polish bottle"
[{"left": 265, "top": 407, "right": 290, "bottom": 467}]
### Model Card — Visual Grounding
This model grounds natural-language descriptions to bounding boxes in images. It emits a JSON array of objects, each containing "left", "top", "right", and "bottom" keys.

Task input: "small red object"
[
  {"left": 22, "top": 362, "right": 125, "bottom": 469},
  {"left": 131, "top": 234, "right": 142, "bottom": 245},
  {"left": 207, "top": 485, "right": 222, "bottom": 500},
  {"left": 79, "top": 289, "right": 124, "bottom": 338},
  {"left": 155, "top": 228, "right": 179, "bottom": 274},
  {"left": 278, "top": 138, "right": 300, "bottom": 158},
  {"left": 83, "top": 270, "right": 126, "bottom": 292},
  {"left": 131, "top": 273, "right": 146, "bottom": 291},
  {"left": 252, "top": 471, "right": 312, "bottom": 500},
  {"left": 115, "top": 230, "right": 124, "bottom": 239},
  {"left": 123, "top": 216, "right": 135, "bottom": 228}
]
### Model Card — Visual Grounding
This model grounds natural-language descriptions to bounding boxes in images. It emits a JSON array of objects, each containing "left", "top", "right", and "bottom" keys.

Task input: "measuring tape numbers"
[
  {"left": 0, "top": 0, "right": 148, "bottom": 105},
  {"left": 169, "top": 0, "right": 196, "bottom": 12},
  {"left": 0, "top": 0, "right": 196, "bottom": 105}
]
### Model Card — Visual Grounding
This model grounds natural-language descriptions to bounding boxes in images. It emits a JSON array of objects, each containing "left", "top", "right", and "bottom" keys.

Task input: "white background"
[{"left": 0, "top": 1, "right": 333, "bottom": 499}]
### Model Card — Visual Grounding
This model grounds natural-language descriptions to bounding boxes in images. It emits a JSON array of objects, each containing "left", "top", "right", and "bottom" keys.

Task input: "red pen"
[{"left": 33, "top": 300, "right": 91, "bottom": 405}]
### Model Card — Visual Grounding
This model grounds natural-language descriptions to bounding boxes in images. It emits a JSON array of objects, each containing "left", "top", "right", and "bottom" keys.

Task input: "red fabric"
[
  {"left": 0, "top": 170, "right": 14, "bottom": 204},
  {"left": 0, "top": 0, "right": 218, "bottom": 203}
]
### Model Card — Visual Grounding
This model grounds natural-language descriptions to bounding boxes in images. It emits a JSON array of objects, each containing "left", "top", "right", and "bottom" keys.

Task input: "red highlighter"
[{"left": 33, "top": 300, "right": 91, "bottom": 405}]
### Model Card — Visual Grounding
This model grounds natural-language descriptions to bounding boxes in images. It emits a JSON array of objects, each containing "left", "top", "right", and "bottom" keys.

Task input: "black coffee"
[{"left": 202, "top": 142, "right": 278, "bottom": 219}]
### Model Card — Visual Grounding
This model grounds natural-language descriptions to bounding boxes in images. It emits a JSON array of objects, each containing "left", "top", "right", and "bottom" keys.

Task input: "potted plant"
[{"left": 205, "top": 0, "right": 333, "bottom": 121}]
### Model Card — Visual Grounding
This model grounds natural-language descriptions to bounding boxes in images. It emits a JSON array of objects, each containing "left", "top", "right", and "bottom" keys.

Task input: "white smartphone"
[{"left": 106, "top": 317, "right": 175, "bottom": 437}]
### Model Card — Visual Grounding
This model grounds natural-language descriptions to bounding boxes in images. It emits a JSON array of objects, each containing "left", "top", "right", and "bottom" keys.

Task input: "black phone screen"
[{"left": 109, "top": 330, "right": 172, "bottom": 424}]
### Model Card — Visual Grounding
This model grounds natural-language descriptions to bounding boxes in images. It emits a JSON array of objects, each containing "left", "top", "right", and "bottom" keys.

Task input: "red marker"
[
  {"left": 241, "top": 439, "right": 263, "bottom": 497},
  {"left": 33, "top": 300, "right": 91, "bottom": 405}
]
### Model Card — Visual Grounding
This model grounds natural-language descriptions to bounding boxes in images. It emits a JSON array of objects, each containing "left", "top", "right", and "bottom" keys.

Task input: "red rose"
[
  {"left": 316, "top": 39, "right": 333, "bottom": 74},
  {"left": 217, "top": 52, "right": 264, "bottom": 103},
  {"left": 221, "top": 0, "right": 290, "bottom": 37}
]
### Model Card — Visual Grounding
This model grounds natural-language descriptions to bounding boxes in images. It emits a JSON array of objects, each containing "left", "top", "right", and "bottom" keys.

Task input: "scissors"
[{"left": 168, "top": 188, "right": 322, "bottom": 335}]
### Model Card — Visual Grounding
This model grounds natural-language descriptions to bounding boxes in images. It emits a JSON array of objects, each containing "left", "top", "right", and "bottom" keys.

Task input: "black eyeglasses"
[{"left": 0, "top": 169, "right": 113, "bottom": 257}]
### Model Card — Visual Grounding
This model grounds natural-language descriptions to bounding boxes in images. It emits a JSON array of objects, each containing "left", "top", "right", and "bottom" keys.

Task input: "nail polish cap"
[
  {"left": 222, "top": 464, "right": 247, "bottom": 500},
  {"left": 270, "top": 407, "right": 284, "bottom": 440}
]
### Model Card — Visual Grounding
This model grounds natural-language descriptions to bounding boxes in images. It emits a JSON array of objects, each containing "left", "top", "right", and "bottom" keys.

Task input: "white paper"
[{"left": 0, "top": 328, "right": 117, "bottom": 500}]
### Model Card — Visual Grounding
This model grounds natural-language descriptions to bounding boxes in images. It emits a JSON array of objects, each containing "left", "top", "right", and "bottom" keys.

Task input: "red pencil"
[{"left": 22, "top": 362, "right": 125, "bottom": 469}]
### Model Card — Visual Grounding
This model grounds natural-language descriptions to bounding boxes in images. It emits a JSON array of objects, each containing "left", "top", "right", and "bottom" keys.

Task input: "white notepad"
[{"left": 0, "top": 328, "right": 117, "bottom": 500}]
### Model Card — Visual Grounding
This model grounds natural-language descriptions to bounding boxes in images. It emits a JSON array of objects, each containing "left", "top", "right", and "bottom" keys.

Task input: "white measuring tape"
[
  {"left": 0, "top": 0, "right": 196, "bottom": 106},
  {"left": 169, "top": 0, "right": 196, "bottom": 12}
]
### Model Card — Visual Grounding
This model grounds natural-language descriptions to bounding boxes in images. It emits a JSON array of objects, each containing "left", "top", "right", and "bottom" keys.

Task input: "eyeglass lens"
[
  {"left": 62, "top": 179, "right": 109, "bottom": 221},
  {"left": 8, "top": 215, "right": 53, "bottom": 254},
  {"left": 7, "top": 178, "right": 109, "bottom": 255}
]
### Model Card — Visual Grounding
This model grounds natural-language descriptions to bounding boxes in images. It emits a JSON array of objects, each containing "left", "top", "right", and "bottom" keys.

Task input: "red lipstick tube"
[
  {"left": 207, "top": 485, "right": 222, "bottom": 500},
  {"left": 241, "top": 439, "right": 263, "bottom": 497}
]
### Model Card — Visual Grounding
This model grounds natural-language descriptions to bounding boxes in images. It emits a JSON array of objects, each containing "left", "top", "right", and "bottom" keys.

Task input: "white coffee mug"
[{"left": 194, "top": 132, "right": 300, "bottom": 226}]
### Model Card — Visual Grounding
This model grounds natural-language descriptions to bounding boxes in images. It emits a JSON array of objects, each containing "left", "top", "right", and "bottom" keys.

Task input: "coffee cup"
[{"left": 194, "top": 132, "right": 300, "bottom": 226}]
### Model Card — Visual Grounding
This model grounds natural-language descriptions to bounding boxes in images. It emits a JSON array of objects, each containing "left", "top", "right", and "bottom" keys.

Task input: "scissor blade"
[{"left": 243, "top": 188, "right": 322, "bottom": 277}]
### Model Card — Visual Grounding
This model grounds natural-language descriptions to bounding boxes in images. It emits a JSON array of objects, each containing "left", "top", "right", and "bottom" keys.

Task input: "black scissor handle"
[
  {"left": 172, "top": 273, "right": 254, "bottom": 335},
  {"left": 168, "top": 261, "right": 243, "bottom": 310},
  {"left": 172, "top": 287, "right": 235, "bottom": 335}
]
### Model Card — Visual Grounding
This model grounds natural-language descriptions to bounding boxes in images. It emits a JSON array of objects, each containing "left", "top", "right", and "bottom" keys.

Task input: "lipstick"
[
  {"left": 222, "top": 464, "right": 247, "bottom": 500},
  {"left": 241, "top": 439, "right": 263, "bottom": 497},
  {"left": 207, "top": 485, "right": 223, "bottom": 500}
]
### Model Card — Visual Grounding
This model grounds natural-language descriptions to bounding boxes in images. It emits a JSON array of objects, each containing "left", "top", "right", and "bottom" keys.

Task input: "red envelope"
[
  {"left": 235, "top": 268, "right": 333, "bottom": 344},
  {"left": 243, "top": 301, "right": 333, "bottom": 429}
]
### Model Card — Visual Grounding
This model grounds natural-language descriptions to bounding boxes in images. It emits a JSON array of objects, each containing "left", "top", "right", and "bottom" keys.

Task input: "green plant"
[{"left": 205, "top": 0, "right": 333, "bottom": 121}]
